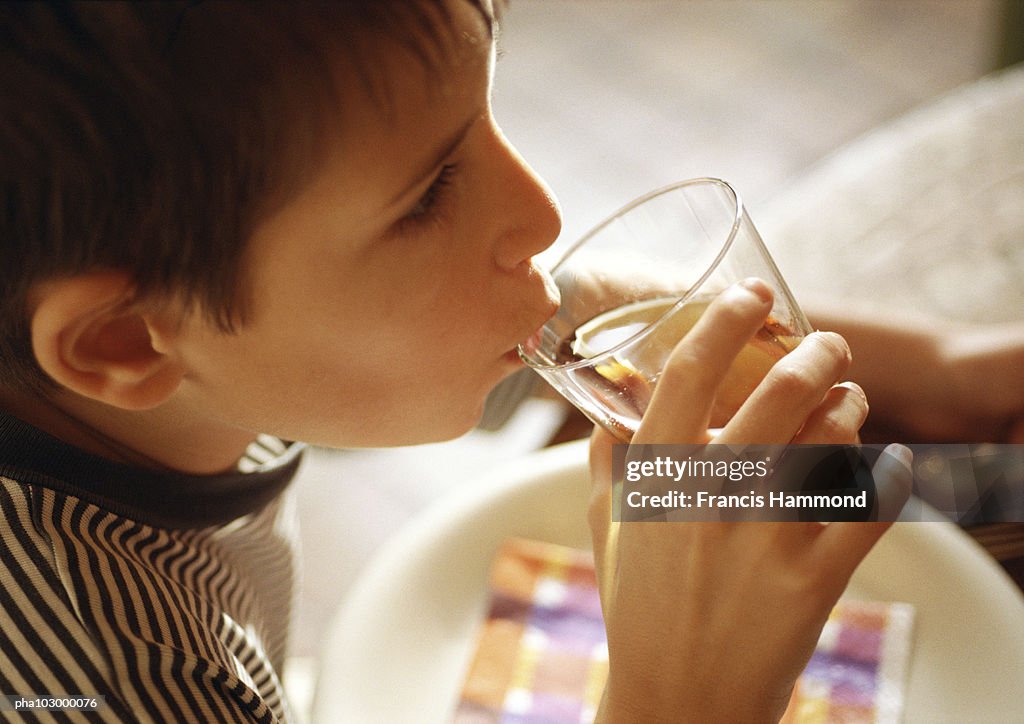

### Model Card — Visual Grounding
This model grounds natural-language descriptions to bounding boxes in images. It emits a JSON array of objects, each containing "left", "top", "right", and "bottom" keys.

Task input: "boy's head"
[{"left": 1, "top": 0, "right": 561, "bottom": 454}]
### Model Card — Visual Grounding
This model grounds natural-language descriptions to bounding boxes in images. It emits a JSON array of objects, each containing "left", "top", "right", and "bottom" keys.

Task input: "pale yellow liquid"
[{"left": 562, "top": 296, "right": 802, "bottom": 440}]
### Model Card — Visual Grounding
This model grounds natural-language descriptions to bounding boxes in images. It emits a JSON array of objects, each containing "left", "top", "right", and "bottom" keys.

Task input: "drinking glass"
[{"left": 518, "top": 178, "right": 812, "bottom": 442}]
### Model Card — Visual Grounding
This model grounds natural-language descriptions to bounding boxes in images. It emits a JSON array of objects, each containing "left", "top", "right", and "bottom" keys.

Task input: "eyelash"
[{"left": 398, "top": 163, "right": 458, "bottom": 230}]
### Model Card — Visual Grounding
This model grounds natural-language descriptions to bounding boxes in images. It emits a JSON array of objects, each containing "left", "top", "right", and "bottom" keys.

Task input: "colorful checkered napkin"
[{"left": 453, "top": 538, "right": 915, "bottom": 724}]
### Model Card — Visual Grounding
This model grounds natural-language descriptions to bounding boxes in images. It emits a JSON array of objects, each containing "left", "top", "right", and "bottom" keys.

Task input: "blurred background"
[
  {"left": 491, "top": 0, "right": 1010, "bottom": 248},
  {"left": 293, "top": 0, "right": 1020, "bottom": 670}
]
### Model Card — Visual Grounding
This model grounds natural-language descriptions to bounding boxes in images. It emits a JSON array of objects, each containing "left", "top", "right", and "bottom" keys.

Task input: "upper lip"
[
  {"left": 537, "top": 264, "right": 560, "bottom": 310},
  {"left": 508, "top": 262, "right": 560, "bottom": 354}
]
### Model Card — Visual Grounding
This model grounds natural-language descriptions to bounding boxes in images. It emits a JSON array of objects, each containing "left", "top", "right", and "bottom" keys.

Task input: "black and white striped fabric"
[{"left": 0, "top": 412, "right": 304, "bottom": 722}]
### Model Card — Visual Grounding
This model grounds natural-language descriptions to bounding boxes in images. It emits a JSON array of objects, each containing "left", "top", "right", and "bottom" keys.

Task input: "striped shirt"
[{"left": 0, "top": 411, "right": 304, "bottom": 723}]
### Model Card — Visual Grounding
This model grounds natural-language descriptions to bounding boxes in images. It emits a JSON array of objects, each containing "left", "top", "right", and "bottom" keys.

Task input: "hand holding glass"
[{"left": 518, "top": 178, "right": 812, "bottom": 442}]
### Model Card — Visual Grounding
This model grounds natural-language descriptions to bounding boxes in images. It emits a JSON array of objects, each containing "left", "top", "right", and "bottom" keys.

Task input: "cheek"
[
  {"left": 300, "top": 305, "right": 496, "bottom": 406},
  {"left": 177, "top": 291, "right": 507, "bottom": 446},
  {"left": 350, "top": 258, "right": 500, "bottom": 358},
  {"left": 212, "top": 243, "right": 513, "bottom": 441}
]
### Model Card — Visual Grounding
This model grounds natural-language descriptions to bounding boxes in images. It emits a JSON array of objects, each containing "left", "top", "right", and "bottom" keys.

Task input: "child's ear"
[{"left": 29, "top": 271, "right": 187, "bottom": 410}]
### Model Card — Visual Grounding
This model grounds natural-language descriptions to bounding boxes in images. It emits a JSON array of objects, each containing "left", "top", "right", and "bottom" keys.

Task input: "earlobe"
[{"left": 29, "top": 272, "right": 186, "bottom": 410}]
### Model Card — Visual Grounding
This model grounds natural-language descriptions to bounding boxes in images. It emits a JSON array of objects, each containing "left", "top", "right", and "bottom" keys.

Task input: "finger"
[
  {"left": 720, "top": 331, "right": 852, "bottom": 445},
  {"left": 814, "top": 445, "right": 913, "bottom": 579},
  {"left": 790, "top": 382, "right": 869, "bottom": 445},
  {"left": 870, "top": 444, "right": 914, "bottom": 522},
  {"left": 634, "top": 278, "right": 773, "bottom": 444}
]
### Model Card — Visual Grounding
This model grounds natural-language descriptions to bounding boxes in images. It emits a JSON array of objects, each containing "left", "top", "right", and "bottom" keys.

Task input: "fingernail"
[
  {"left": 739, "top": 277, "right": 772, "bottom": 303},
  {"left": 837, "top": 381, "right": 870, "bottom": 416},
  {"left": 885, "top": 443, "right": 914, "bottom": 469},
  {"left": 837, "top": 380, "right": 867, "bottom": 403},
  {"left": 816, "top": 331, "right": 853, "bottom": 363}
]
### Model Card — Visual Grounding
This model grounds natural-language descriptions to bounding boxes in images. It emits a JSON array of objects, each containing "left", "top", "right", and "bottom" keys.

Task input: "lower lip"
[
  {"left": 503, "top": 327, "right": 542, "bottom": 367},
  {"left": 519, "top": 327, "right": 545, "bottom": 358}
]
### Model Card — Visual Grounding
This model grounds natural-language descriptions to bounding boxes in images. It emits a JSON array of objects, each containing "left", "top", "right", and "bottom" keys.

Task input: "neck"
[{"left": 0, "top": 386, "right": 257, "bottom": 475}]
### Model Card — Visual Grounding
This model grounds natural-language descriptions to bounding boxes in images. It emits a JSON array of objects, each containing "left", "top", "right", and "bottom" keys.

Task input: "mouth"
[
  {"left": 518, "top": 325, "right": 546, "bottom": 358},
  {"left": 502, "top": 263, "right": 561, "bottom": 363},
  {"left": 511, "top": 295, "right": 559, "bottom": 363},
  {"left": 501, "top": 319, "right": 549, "bottom": 367},
  {"left": 537, "top": 263, "right": 560, "bottom": 312}
]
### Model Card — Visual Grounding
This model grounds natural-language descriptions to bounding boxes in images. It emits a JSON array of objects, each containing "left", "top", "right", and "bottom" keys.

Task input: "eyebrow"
[{"left": 389, "top": 115, "right": 477, "bottom": 207}]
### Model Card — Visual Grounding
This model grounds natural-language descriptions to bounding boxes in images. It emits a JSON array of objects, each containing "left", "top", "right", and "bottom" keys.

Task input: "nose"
[{"left": 488, "top": 126, "right": 562, "bottom": 271}]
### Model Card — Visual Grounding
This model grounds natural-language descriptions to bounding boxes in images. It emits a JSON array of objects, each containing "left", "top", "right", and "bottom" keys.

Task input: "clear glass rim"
[{"left": 518, "top": 177, "right": 743, "bottom": 372}]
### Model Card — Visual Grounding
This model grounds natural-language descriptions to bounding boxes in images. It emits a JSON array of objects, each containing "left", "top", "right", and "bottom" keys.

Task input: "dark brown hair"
[{"left": 0, "top": 0, "right": 496, "bottom": 393}]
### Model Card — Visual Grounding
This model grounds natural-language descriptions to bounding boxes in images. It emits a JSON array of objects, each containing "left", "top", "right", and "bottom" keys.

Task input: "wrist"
[{"left": 597, "top": 672, "right": 787, "bottom": 724}]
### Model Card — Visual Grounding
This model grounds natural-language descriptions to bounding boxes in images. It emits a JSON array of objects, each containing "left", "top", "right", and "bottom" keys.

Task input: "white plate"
[{"left": 311, "top": 440, "right": 1024, "bottom": 723}]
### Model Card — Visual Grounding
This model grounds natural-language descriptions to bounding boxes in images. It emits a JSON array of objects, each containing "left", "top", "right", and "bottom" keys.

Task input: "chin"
[
  {"left": 317, "top": 386, "right": 493, "bottom": 448},
  {"left": 415, "top": 407, "right": 485, "bottom": 444},
  {"left": 431, "top": 394, "right": 496, "bottom": 443}
]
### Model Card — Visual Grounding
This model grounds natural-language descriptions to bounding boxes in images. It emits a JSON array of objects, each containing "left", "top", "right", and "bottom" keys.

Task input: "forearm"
[
  {"left": 803, "top": 296, "right": 1023, "bottom": 441},
  {"left": 803, "top": 297, "right": 950, "bottom": 439}
]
